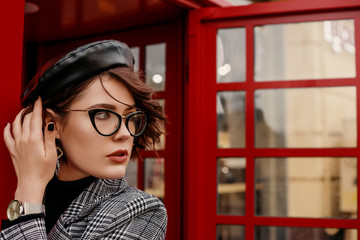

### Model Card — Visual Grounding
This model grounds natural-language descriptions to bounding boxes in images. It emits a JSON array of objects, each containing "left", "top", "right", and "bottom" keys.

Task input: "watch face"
[{"left": 7, "top": 200, "right": 22, "bottom": 221}]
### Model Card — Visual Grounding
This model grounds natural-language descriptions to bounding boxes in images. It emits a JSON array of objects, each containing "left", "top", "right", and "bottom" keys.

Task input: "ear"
[{"left": 44, "top": 108, "right": 62, "bottom": 139}]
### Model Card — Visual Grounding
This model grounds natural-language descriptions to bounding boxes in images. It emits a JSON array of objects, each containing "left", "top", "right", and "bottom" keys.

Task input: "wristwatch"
[{"left": 7, "top": 200, "right": 45, "bottom": 221}]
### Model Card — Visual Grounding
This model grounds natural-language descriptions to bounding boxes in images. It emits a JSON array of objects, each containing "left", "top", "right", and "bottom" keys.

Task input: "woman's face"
[{"left": 56, "top": 74, "right": 135, "bottom": 180}]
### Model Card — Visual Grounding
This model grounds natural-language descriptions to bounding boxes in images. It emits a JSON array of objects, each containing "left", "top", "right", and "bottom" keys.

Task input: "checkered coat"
[{"left": 0, "top": 178, "right": 167, "bottom": 239}]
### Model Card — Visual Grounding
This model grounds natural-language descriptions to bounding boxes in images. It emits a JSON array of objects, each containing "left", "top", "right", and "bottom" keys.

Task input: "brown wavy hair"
[{"left": 24, "top": 67, "right": 166, "bottom": 159}]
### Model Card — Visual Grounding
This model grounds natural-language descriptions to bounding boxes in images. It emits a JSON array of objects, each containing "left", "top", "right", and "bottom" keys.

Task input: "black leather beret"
[{"left": 21, "top": 40, "right": 134, "bottom": 106}]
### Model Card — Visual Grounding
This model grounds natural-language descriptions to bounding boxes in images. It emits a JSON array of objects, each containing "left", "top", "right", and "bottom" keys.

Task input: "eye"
[{"left": 94, "top": 110, "right": 111, "bottom": 120}]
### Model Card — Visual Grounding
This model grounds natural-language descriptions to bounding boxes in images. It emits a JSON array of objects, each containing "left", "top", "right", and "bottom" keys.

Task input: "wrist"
[{"left": 15, "top": 183, "right": 46, "bottom": 204}]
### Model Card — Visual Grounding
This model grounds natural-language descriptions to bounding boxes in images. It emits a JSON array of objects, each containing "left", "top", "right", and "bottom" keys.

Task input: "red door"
[{"left": 186, "top": 1, "right": 360, "bottom": 239}]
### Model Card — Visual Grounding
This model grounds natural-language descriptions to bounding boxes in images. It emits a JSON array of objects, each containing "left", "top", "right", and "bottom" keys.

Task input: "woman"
[{"left": 0, "top": 40, "right": 167, "bottom": 239}]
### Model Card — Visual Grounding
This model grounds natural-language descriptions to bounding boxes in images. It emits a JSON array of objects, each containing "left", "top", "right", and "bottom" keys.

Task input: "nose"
[{"left": 112, "top": 118, "right": 132, "bottom": 141}]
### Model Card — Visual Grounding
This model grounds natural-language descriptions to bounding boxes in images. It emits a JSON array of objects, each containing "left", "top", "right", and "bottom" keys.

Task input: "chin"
[{"left": 94, "top": 168, "right": 127, "bottom": 180}]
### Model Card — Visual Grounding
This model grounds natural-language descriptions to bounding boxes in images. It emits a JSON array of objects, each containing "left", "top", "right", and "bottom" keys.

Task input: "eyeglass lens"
[{"left": 92, "top": 110, "right": 146, "bottom": 136}]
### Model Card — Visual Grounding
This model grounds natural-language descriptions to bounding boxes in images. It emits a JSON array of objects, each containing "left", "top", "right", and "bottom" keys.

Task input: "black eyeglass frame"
[{"left": 60, "top": 109, "right": 147, "bottom": 137}]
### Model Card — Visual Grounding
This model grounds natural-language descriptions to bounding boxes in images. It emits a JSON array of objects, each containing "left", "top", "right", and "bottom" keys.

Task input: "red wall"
[{"left": 0, "top": 0, "right": 25, "bottom": 219}]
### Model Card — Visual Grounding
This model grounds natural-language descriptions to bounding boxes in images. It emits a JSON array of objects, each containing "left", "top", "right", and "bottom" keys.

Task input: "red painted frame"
[
  {"left": 163, "top": 0, "right": 232, "bottom": 9},
  {"left": 186, "top": 1, "right": 360, "bottom": 239}
]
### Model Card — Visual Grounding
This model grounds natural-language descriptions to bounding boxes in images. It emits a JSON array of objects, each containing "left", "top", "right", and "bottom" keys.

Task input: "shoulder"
[
  {"left": 67, "top": 179, "right": 167, "bottom": 239},
  {"left": 98, "top": 178, "right": 167, "bottom": 222}
]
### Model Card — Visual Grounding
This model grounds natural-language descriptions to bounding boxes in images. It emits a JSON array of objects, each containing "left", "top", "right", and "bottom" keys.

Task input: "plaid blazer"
[{"left": 0, "top": 178, "right": 167, "bottom": 239}]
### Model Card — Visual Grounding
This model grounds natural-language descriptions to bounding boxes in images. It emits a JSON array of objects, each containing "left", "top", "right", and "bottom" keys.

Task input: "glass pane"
[
  {"left": 217, "top": 91, "right": 246, "bottom": 148},
  {"left": 217, "top": 158, "right": 246, "bottom": 215},
  {"left": 255, "top": 226, "right": 357, "bottom": 240},
  {"left": 255, "top": 87, "right": 357, "bottom": 148},
  {"left": 125, "top": 158, "right": 138, "bottom": 187},
  {"left": 217, "top": 225, "right": 245, "bottom": 240},
  {"left": 255, "top": 157, "right": 357, "bottom": 218},
  {"left": 145, "top": 43, "right": 166, "bottom": 91},
  {"left": 144, "top": 158, "right": 165, "bottom": 201},
  {"left": 217, "top": 28, "right": 246, "bottom": 83},
  {"left": 254, "top": 19, "right": 355, "bottom": 81},
  {"left": 130, "top": 46, "right": 140, "bottom": 73}
]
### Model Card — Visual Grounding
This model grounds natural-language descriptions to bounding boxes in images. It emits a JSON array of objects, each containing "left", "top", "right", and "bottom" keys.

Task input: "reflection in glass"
[
  {"left": 217, "top": 225, "right": 245, "bottom": 240},
  {"left": 144, "top": 158, "right": 165, "bottom": 201},
  {"left": 217, "top": 28, "right": 246, "bottom": 83},
  {"left": 125, "top": 158, "right": 138, "bottom": 187},
  {"left": 255, "top": 226, "right": 357, "bottom": 240},
  {"left": 217, "top": 158, "right": 246, "bottom": 215},
  {"left": 145, "top": 43, "right": 166, "bottom": 91},
  {"left": 130, "top": 46, "right": 140, "bottom": 73},
  {"left": 255, "top": 157, "right": 357, "bottom": 218},
  {"left": 254, "top": 19, "right": 355, "bottom": 81},
  {"left": 255, "top": 87, "right": 357, "bottom": 148},
  {"left": 217, "top": 91, "right": 246, "bottom": 148}
]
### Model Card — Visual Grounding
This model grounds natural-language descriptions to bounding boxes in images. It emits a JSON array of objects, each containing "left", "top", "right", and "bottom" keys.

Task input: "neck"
[{"left": 57, "top": 161, "right": 91, "bottom": 181}]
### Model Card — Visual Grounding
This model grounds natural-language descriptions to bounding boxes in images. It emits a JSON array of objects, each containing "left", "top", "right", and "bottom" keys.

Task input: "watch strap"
[{"left": 22, "top": 202, "right": 45, "bottom": 215}]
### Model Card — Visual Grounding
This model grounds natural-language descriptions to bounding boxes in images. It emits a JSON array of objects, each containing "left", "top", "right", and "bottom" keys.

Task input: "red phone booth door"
[{"left": 186, "top": 1, "right": 360, "bottom": 239}]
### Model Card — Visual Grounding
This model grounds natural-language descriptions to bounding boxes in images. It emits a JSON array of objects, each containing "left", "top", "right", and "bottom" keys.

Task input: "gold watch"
[{"left": 7, "top": 200, "right": 45, "bottom": 221}]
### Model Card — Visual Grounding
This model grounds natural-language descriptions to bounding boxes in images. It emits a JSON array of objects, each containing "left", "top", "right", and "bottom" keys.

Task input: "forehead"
[{"left": 70, "top": 75, "right": 135, "bottom": 108}]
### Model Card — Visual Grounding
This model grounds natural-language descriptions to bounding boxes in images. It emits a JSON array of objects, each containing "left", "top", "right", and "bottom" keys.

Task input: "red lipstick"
[{"left": 107, "top": 149, "right": 128, "bottom": 163}]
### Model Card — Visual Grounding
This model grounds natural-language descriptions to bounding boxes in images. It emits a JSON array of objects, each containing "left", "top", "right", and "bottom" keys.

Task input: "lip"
[{"left": 107, "top": 149, "right": 129, "bottom": 163}]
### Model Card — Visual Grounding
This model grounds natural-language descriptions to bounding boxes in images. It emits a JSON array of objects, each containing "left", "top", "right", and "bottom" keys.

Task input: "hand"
[{"left": 3, "top": 97, "right": 57, "bottom": 203}]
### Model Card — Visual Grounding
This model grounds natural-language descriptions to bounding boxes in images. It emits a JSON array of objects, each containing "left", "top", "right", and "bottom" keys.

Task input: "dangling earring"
[{"left": 55, "top": 145, "right": 63, "bottom": 177}]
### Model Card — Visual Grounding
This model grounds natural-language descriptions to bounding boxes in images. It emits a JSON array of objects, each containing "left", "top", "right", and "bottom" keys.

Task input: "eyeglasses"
[{"left": 60, "top": 108, "right": 147, "bottom": 137}]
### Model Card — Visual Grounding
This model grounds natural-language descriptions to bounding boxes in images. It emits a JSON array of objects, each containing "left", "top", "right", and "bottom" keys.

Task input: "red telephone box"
[
  {"left": 186, "top": 0, "right": 360, "bottom": 239},
  {"left": 1, "top": 0, "right": 360, "bottom": 239}
]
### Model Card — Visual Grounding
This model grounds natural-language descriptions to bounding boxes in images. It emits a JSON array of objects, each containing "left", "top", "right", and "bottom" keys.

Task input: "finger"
[
  {"left": 3, "top": 123, "right": 19, "bottom": 174},
  {"left": 31, "top": 97, "right": 43, "bottom": 137},
  {"left": 21, "top": 111, "right": 32, "bottom": 141},
  {"left": 3, "top": 123, "right": 15, "bottom": 154},
  {"left": 12, "top": 109, "right": 26, "bottom": 141},
  {"left": 44, "top": 122, "right": 57, "bottom": 161}
]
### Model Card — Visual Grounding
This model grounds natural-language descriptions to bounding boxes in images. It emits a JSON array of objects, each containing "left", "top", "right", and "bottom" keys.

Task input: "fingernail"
[{"left": 48, "top": 123, "right": 54, "bottom": 131}]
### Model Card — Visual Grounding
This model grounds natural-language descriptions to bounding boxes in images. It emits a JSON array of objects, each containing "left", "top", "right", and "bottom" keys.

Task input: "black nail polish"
[{"left": 48, "top": 123, "right": 54, "bottom": 131}]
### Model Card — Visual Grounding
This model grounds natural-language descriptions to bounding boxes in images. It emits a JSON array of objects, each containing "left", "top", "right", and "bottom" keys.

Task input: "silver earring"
[{"left": 56, "top": 146, "right": 63, "bottom": 177}]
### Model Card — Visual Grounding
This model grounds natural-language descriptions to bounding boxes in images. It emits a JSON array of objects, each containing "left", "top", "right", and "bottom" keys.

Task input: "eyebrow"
[{"left": 87, "top": 103, "right": 136, "bottom": 111}]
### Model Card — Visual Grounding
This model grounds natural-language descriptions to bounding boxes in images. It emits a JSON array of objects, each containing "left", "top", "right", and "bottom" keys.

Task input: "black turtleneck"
[{"left": 44, "top": 175, "right": 96, "bottom": 233}]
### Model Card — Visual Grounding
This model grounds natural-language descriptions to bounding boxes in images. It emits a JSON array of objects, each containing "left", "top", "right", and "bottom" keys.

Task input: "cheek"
[{"left": 60, "top": 117, "right": 100, "bottom": 160}]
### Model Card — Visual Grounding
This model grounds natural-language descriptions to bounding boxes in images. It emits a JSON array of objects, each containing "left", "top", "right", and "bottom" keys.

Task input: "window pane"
[
  {"left": 217, "top": 225, "right": 245, "bottom": 240},
  {"left": 125, "top": 158, "right": 138, "bottom": 187},
  {"left": 217, "top": 91, "right": 246, "bottom": 148},
  {"left": 254, "top": 19, "right": 355, "bottom": 81},
  {"left": 130, "top": 46, "right": 140, "bottom": 73},
  {"left": 217, "top": 158, "right": 246, "bottom": 215},
  {"left": 145, "top": 43, "right": 166, "bottom": 91},
  {"left": 144, "top": 158, "right": 165, "bottom": 201},
  {"left": 217, "top": 28, "right": 246, "bottom": 83},
  {"left": 255, "top": 157, "right": 357, "bottom": 218},
  {"left": 255, "top": 87, "right": 357, "bottom": 148},
  {"left": 255, "top": 226, "right": 357, "bottom": 240}
]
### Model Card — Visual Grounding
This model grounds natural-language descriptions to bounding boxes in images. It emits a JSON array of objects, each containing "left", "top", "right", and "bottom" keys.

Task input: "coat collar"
[{"left": 60, "top": 178, "right": 128, "bottom": 225}]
